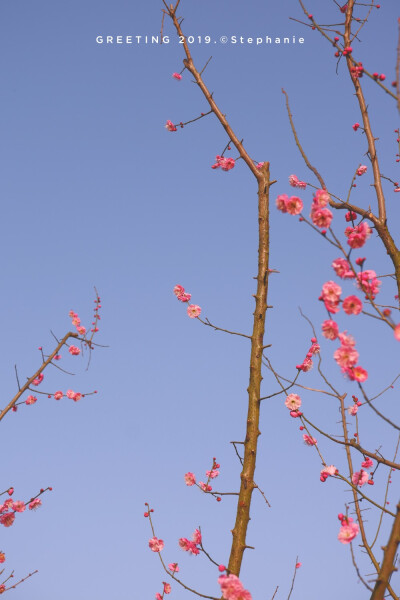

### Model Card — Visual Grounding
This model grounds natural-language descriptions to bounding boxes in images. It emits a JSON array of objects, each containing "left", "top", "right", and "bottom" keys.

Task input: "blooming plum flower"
[
  {"left": 286, "top": 196, "right": 303, "bottom": 215},
  {"left": 311, "top": 206, "right": 333, "bottom": 228},
  {"left": 348, "top": 404, "right": 358, "bottom": 416},
  {"left": 69, "top": 345, "right": 81, "bottom": 356},
  {"left": 218, "top": 574, "right": 252, "bottom": 600},
  {"left": 356, "top": 165, "right": 367, "bottom": 176},
  {"left": 199, "top": 482, "right": 212, "bottom": 492},
  {"left": 338, "top": 521, "right": 359, "bottom": 544},
  {"left": 338, "top": 331, "right": 356, "bottom": 346},
  {"left": 395, "top": 324, "right": 400, "bottom": 340},
  {"left": 178, "top": 537, "right": 200, "bottom": 555},
  {"left": 0, "top": 513, "right": 15, "bottom": 527},
  {"left": 187, "top": 304, "right": 201, "bottom": 318},
  {"left": 211, "top": 155, "right": 235, "bottom": 171},
  {"left": 285, "top": 394, "right": 302, "bottom": 410},
  {"left": 352, "top": 469, "right": 369, "bottom": 487},
  {"left": 12, "top": 501, "right": 26, "bottom": 513},
  {"left": 321, "top": 319, "right": 339, "bottom": 340},
  {"left": 155, "top": 594, "right": 162, "bottom": 600},
  {"left": 334, "top": 345, "right": 359, "bottom": 369},
  {"left": 163, "top": 582, "right": 171, "bottom": 594},
  {"left": 345, "top": 221, "right": 372, "bottom": 248},
  {"left": 288, "top": 174, "right": 307, "bottom": 189},
  {"left": 303, "top": 434, "right": 317, "bottom": 446},
  {"left": 173, "top": 285, "right": 185, "bottom": 297},
  {"left": 192, "top": 528, "right": 202, "bottom": 545},
  {"left": 0, "top": 552, "right": 5, "bottom": 563},
  {"left": 321, "top": 281, "right": 342, "bottom": 304},
  {"left": 321, "top": 465, "right": 337, "bottom": 477},
  {"left": 348, "top": 366, "right": 368, "bottom": 382},
  {"left": 184, "top": 472, "right": 196, "bottom": 486},
  {"left": 361, "top": 457, "right": 373, "bottom": 469},
  {"left": 275, "top": 194, "right": 289, "bottom": 213},
  {"left": 205, "top": 469, "right": 219, "bottom": 479},
  {"left": 54, "top": 391, "right": 63, "bottom": 400},
  {"left": 25, "top": 395, "right": 37, "bottom": 405},
  {"left": 356, "top": 270, "right": 381, "bottom": 299},
  {"left": 165, "top": 120, "right": 177, "bottom": 132},
  {"left": 331, "top": 258, "right": 354, "bottom": 279},
  {"left": 149, "top": 537, "right": 164, "bottom": 552},
  {"left": 28, "top": 499, "right": 42, "bottom": 510},
  {"left": 168, "top": 563, "right": 179, "bottom": 572},
  {"left": 313, "top": 189, "right": 331, "bottom": 207},
  {"left": 32, "top": 373, "right": 44, "bottom": 386},
  {"left": 342, "top": 295, "right": 363, "bottom": 315}
]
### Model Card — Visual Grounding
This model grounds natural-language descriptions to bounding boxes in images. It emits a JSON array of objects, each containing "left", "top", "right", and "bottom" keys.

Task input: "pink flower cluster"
[
  {"left": 165, "top": 120, "right": 177, "bottom": 132},
  {"left": 310, "top": 189, "right": 333, "bottom": 229},
  {"left": 66, "top": 389, "right": 82, "bottom": 402},
  {"left": 0, "top": 497, "right": 42, "bottom": 528},
  {"left": 320, "top": 280, "right": 342, "bottom": 314},
  {"left": 148, "top": 537, "right": 164, "bottom": 552},
  {"left": 296, "top": 337, "right": 320, "bottom": 372},
  {"left": 275, "top": 194, "right": 303, "bottom": 215},
  {"left": 179, "top": 528, "right": 202, "bottom": 555},
  {"left": 331, "top": 331, "right": 368, "bottom": 382},
  {"left": 320, "top": 465, "right": 338, "bottom": 482},
  {"left": 356, "top": 270, "right": 381, "bottom": 300},
  {"left": 32, "top": 372, "right": 44, "bottom": 386},
  {"left": 69, "top": 310, "right": 87, "bottom": 337},
  {"left": 218, "top": 574, "right": 252, "bottom": 600},
  {"left": 356, "top": 165, "right": 367, "bottom": 176},
  {"left": 352, "top": 469, "right": 369, "bottom": 487},
  {"left": 211, "top": 155, "right": 235, "bottom": 171},
  {"left": 173, "top": 285, "right": 201, "bottom": 318},
  {"left": 337, "top": 514, "right": 359, "bottom": 544},
  {"left": 345, "top": 221, "right": 372, "bottom": 249},
  {"left": 285, "top": 393, "right": 302, "bottom": 418},
  {"left": 288, "top": 174, "right": 307, "bottom": 189},
  {"left": 331, "top": 258, "right": 354, "bottom": 279}
]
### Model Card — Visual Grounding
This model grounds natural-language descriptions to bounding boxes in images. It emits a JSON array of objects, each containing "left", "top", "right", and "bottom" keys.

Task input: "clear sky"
[{"left": 1, "top": 1, "right": 400, "bottom": 599}]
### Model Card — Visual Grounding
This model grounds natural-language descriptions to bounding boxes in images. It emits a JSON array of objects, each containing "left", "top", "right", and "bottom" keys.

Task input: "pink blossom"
[
  {"left": 0, "top": 584, "right": 6, "bottom": 594},
  {"left": 2, "top": 500, "right": 13, "bottom": 511},
  {"left": 345, "top": 221, "right": 372, "bottom": 248},
  {"left": 321, "top": 281, "right": 342, "bottom": 303},
  {"left": 321, "top": 319, "right": 339, "bottom": 340},
  {"left": 0, "top": 513, "right": 15, "bottom": 527},
  {"left": 356, "top": 270, "right": 381, "bottom": 299},
  {"left": 76, "top": 326, "right": 86, "bottom": 335},
  {"left": 72, "top": 392, "right": 82, "bottom": 402},
  {"left": 205, "top": 469, "right": 219, "bottom": 479},
  {"left": 199, "top": 482, "right": 212, "bottom": 492},
  {"left": 25, "top": 395, "right": 37, "bottom": 406},
  {"left": 311, "top": 206, "right": 333, "bottom": 228},
  {"left": 149, "top": 537, "right": 164, "bottom": 552},
  {"left": 184, "top": 472, "right": 196, "bottom": 486},
  {"left": 334, "top": 345, "right": 359, "bottom": 369},
  {"left": 178, "top": 537, "right": 200, "bottom": 555},
  {"left": 256, "top": 162, "right": 264, "bottom": 169},
  {"left": 69, "top": 345, "right": 81, "bottom": 356},
  {"left": 338, "top": 522, "right": 359, "bottom": 544},
  {"left": 12, "top": 501, "right": 26, "bottom": 513},
  {"left": 173, "top": 284, "right": 185, "bottom": 297},
  {"left": 342, "top": 295, "right": 363, "bottom": 315},
  {"left": 187, "top": 304, "right": 201, "bottom": 318},
  {"left": 218, "top": 574, "right": 252, "bottom": 600},
  {"left": 356, "top": 165, "right": 367, "bottom": 176},
  {"left": 288, "top": 174, "right": 307, "bottom": 189},
  {"left": 172, "top": 72, "right": 182, "bottom": 80},
  {"left": 313, "top": 189, "right": 331, "bottom": 207},
  {"left": 349, "top": 365, "right": 368, "bottom": 382},
  {"left": 0, "top": 552, "right": 5, "bottom": 563},
  {"left": 66, "top": 390, "right": 76, "bottom": 399},
  {"left": 275, "top": 194, "right": 289, "bottom": 213},
  {"left": 395, "top": 324, "right": 400, "bottom": 341},
  {"left": 331, "top": 258, "right": 354, "bottom": 279},
  {"left": 296, "top": 562, "right": 302, "bottom": 568},
  {"left": 321, "top": 465, "right": 337, "bottom": 477},
  {"left": 348, "top": 404, "right": 358, "bottom": 416},
  {"left": 352, "top": 469, "right": 369, "bottom": 487},
  {"left": 163, "top": 582, "right": 171, "bottom": 594},
  {"left": 54, "top": 391, "right": 63, "bottom": 400},
  {"left": 168, "top": 563, "right": 179, "bottom": 572},
  {"left": 286, "top": 196, "right": 303, "bottom": 215},
  {"left": 361, "top": 457, "right": 373, "bottom": 469},
  {"left": 32, "top": 373, "right": 44, "bottom": 386},
  {"left": 303, "top": 434, "right": 317, "bottom": 446},
  {"left": 285, "top": 394, "right": 301, "bottom": 410},
  {"left": 165, "top": 120, "right": 177, "bottom": 132},
  {"left": 178, "top": 292, "right": 191, "bottom": 302},
  {"left": 212, "top": 155, "right": 235, "bottom": 171},
  {"left": 155, "top": 594, "right": 162, "bottom": 600},
  {"left": 192, "top": 528, "right": 202, "bottom": 545},
  {"left": 28, "top": 499, "right": 42, "bottom": 510}
]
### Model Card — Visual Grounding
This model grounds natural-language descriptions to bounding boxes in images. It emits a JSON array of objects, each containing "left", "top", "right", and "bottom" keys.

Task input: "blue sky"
[{"left": 1, "top": 1, "right": 400, "bottom": 598}]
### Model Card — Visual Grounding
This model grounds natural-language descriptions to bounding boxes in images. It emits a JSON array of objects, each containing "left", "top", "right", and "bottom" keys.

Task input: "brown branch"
[{"left": 370, "top": 500, "right": 400, "bottom": 600}]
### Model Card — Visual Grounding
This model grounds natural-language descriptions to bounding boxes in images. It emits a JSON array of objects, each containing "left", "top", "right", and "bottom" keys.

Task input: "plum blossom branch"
[{"left": 197, "top": 316, "right": 252, "bottom": 340}]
